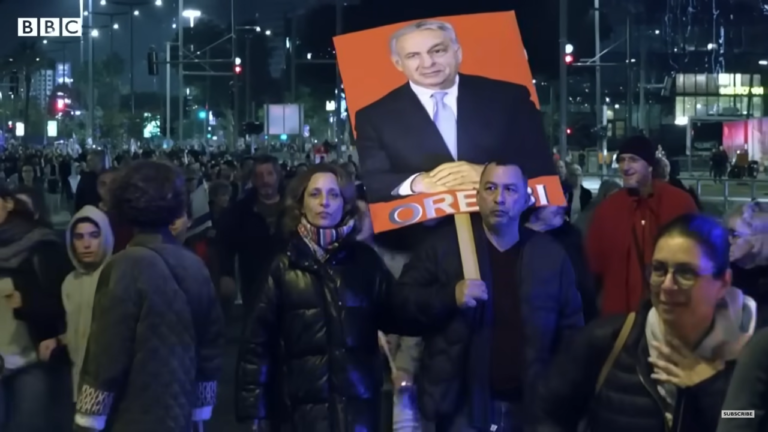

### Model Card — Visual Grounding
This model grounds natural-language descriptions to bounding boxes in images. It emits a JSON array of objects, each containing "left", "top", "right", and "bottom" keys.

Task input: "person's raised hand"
[{"left": 455, "top": 279, "right": 488, "bottom": 308}]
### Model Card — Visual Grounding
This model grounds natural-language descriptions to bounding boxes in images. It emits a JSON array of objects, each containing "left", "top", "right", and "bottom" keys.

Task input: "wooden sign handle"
[{"left": 454, "top": 213, "right": 480, "bottom": 279}]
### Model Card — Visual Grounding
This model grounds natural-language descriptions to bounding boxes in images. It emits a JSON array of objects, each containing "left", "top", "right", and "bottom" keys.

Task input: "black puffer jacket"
[
  {"left": 236, "top": 236, "right": 412, "bottom": 432},
  {"left": 538, "top": 301, "right": 735, "bottom": 432}
]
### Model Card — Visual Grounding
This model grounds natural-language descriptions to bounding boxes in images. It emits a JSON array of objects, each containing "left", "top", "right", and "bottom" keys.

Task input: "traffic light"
[
  {"left": 566, "top": 127, "right": 572, "bottom": 134},
  {"left": 234, "top": 65, "right": 242, "bottom": 74},
  {"left": 56, "top": 99, "right": 65, "bottom": 112},
  {"left": 9, "top": 70, "right": 19, "bottom": 96},
  {"left": 147, "top": 48, "right": 159, "bottom": 76},
  {"left": 564, "top": 43, "right": 575, "bottom": 65}
]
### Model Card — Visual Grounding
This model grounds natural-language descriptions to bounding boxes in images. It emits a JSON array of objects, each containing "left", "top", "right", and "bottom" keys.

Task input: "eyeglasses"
[{"left": 647, "top": 262, "right": 704, "bottom": 289}]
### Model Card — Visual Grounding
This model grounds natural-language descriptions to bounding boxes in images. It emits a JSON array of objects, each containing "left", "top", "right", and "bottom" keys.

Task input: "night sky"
[
  {"left": 0, "top": 0, "right": 607, "bottom": 94},
  {"left": 0, "top": 0, "right": 258, "bottom": 91}
]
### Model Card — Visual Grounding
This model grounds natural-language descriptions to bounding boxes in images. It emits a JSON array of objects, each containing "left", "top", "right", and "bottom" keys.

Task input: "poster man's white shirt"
[{"left": 393, "top": 77, "right": 460, "bottom": 196}]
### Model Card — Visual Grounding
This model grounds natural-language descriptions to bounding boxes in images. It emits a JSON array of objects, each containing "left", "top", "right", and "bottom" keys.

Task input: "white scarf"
[{"left": 646, "top": 286, "right": 756, "bottom": 423}]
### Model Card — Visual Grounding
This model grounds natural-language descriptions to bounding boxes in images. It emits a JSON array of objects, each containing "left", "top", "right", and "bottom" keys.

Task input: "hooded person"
[{"left": 61, "top": 205, "right": 115, "bottom": 401}]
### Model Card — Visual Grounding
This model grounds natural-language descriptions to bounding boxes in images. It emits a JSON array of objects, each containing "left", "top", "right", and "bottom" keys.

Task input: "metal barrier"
[{"left": 585, "top": 174, "right": 768, "bottom": 212}]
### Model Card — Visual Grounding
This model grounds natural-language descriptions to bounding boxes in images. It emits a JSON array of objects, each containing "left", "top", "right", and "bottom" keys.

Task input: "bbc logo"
[{"left": 18, "top": 18, "right": 82, "bottom": 37}]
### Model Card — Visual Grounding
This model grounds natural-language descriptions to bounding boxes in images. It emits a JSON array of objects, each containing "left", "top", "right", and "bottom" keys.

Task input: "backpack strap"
[{"left": 595, "top": 312, "right": 636, "bottom": 394}]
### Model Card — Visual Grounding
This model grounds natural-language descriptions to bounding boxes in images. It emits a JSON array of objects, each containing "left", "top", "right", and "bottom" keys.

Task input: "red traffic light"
[
  {"left": 56, "top": 99, "right": 65, "bottom": 111},
  {"left": 566, "top": 128, "right": 572, "bottom": 134},
  {"left": 234, "top": 65, "right": 242, "bottom": 74},
  {"left": 564, "top": 54, "right": 574, "bottom": 64}
]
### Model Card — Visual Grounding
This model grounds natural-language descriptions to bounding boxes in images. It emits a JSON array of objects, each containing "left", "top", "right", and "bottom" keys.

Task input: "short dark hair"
[
  {"left": 656, "top": 213, "right": 730, "bottom": 278},
  {"left": 479, "top": 161, "right": 528, "bottom": 185},
  {"left": 110, "top": 160, "right": 187, "bottom": 229},
  {"left": 281, "top": 163, "right": 358, "bottom": 238},
  {"left": 253, "top": 154, "right": 279, "bottom": 169}
]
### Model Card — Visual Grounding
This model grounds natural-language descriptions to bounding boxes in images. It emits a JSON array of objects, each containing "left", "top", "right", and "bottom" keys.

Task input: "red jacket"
[{"left": 586, "top": 180, "right": 698, "bottom": 316}]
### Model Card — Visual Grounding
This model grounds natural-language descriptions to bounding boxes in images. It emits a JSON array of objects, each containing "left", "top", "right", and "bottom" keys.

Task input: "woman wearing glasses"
[{"left": 537, "top": 213, "right": 756, "bottom": 432}]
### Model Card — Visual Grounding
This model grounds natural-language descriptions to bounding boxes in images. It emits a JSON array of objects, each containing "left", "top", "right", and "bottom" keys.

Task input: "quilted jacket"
[
  {"left": 74, "top": 231, "right": 225, "bottom": 432},
  {"left": 235, "top": 235, "right": 417, "bottom": 432}
]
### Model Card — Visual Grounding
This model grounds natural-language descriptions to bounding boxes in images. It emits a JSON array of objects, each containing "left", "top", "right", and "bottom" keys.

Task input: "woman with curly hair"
[
  {"left": 235, "top": 163, "right": 414, "bottom": 432},
  {"left": 73, "top": 160, "right": 224, "bottom": 432}
]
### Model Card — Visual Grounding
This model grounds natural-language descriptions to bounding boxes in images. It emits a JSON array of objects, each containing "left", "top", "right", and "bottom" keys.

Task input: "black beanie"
[{"left": 617, "top": 135, "right": 656, "bottom": 167}]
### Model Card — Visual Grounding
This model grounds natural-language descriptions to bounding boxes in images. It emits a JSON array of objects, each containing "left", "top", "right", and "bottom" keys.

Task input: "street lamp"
[
  {"left": 91, "top": 28, "right": 99, "bottom": 37},
  {"left": 106, "top": 0, "right": 164, "bottom": 114},
  {"left": 100, "top": 0, "right": 105, "bottom": 4},
  {"left": 265, "top": 29, "right": 271, "bottom": 36},
  {"left": 182, "top": 9, "right": 201, "bottom": 27},
  {"left": 113, "top": 22, "right": 118, "bottom": 29}
]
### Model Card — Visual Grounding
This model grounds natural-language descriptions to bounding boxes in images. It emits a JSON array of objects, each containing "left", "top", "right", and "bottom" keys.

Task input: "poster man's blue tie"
[{"left": 432, "top": 91, "right": 457, "bottom": 160}]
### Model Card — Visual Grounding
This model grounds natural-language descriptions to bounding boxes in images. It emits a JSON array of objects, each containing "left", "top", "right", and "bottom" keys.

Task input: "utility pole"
[
  {"left": 594, "top": 0, "right": 606, "bottom": 174},
  {"left": 165, "top": 41, "right": 171, "bottom": 138},
  {"left": 205, "top": 49, "right": 210, "bottom": 139},
  {"left": 245, "top": 35, "right": 252, "bottom": 120},
  {"left": 626, "top": 14, "right": 633, "bottom": 136},
  {"left": 88, "top": 0, "right": 95, "bottom": 140},
  {"left": 290, "top": 15, "right": 297, "bottom": 102},
  {"left": 558, "top": 0, "right": 568, "bottom": 158},
  {"left": 334, "top": 0, "right": 343, "bottom": 145},
  {"left": 178, "top": 0, "right": 184, "bottom": 142},
  {"left": 232, "top": 28, "right": 238, "bottom": 150},
  {"left": 638, "top": 32, "right": 647, "bottom": 133},
  {"left": 129, "top": 5, "right": 135, "bottom": 114}
]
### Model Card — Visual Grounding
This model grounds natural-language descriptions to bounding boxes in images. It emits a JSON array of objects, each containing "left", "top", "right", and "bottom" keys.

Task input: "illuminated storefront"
[{"left": 675, "top": 73, "right": 763, "bottom": 118}]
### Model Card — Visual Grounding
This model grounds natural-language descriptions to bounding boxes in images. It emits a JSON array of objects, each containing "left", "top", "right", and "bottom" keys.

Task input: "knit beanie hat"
[{"left": 618, "top": 135, "right": 656, "bottom": 167}]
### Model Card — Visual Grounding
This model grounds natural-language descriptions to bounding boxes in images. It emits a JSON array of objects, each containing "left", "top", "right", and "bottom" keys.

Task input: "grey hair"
[{"left": 389, "top": 20, "right": 459, "bottom": 56}]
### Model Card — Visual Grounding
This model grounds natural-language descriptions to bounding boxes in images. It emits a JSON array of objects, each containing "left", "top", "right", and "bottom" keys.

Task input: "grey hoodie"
[{"left": 62, "top": 205, "right": 114, "bottom": 400}]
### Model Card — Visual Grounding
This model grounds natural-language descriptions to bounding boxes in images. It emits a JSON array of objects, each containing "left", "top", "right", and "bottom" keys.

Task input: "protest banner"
[{"left": 335, "top": 11, "right": 563, "bottom": 278}]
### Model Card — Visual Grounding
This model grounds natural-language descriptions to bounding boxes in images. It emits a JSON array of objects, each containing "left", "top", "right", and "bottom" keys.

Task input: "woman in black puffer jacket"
[{"left": 235, "top": 164, "right": 413, "bottom": 432}]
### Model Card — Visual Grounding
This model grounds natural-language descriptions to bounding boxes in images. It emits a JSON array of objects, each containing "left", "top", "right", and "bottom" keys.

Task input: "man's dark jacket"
[
  {"left": 395, "top": 216, "right": 583, "bottom": 431},
  {"left": 537, "top": 301, "right": 734, "bottom": 432},
  {"left": 74, "top": 170, "right": 100, "bottom": 212},
  {"left": 215, "top": 190, "right": 283, "bottom": 309}
]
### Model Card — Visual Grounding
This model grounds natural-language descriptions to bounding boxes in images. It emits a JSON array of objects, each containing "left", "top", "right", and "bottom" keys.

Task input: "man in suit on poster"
[{"left": 354, "top": 19, "right": 555, "bottom": 203}]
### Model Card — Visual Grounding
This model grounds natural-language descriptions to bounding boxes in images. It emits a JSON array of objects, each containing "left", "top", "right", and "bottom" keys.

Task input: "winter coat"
[
  {"left": 73, "top": 231, "right": 225, "bottom": 432},
  {"left": 235, "top": 235, "right": 414, "bottom": 432}
]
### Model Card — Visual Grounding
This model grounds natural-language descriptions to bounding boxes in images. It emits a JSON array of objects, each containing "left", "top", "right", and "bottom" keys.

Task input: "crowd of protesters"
[{"left": 2, "top": 135, "right": 768, "bottom": 432}]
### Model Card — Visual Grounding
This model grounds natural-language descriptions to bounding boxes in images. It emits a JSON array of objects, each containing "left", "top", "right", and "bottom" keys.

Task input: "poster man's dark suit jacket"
[{"left": 354, "top": 73, "right": 555, "bottom": 203}]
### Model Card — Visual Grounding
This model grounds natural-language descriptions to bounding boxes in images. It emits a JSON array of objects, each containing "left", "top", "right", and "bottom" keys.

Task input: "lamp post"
[
  {"left": 178, "top": 8, "right": 201, "bottom": 142},
  {"left": 99, "top": 0, "right": 162, "bottom": 114},
  {"left": 182, "top": 9, "right": 201, "bottom": 27},
  {"left": 90, "top": 11, "right": 129, "bottom": 53}
]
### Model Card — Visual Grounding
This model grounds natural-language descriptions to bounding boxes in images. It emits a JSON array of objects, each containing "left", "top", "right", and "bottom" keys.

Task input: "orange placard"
[
  {"left": 369, "top": 175, "right": 564, "bottom": 233},
  {"left": 334, "top": 11, "right": 538, "bottom": 133}
]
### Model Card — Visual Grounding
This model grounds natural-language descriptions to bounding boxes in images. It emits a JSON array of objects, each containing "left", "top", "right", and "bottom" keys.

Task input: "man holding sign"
[{"left": 393, "top": 161, "right": 583, "bottom": 431}]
